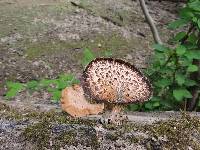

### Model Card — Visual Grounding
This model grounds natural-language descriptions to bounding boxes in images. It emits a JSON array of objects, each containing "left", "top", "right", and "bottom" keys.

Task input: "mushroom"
[
  {"left": 82, "top": 58, "right": 153, "bottom": 124},
  {"left": 61, "top": 84, "right": 104, "bottom": 117}
]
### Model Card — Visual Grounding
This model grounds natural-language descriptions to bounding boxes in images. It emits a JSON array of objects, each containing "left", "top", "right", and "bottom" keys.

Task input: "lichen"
[{"left": 142, "top": 113, "right": 200, "bottom": 149}]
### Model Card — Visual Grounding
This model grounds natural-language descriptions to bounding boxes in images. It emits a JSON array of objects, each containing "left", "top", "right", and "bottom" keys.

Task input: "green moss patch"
[
  {"left": 22, "top": 112, "right": 99, "bottom": 149},
  {"left": 25, "top": 33, "right": 138, "bottom": 60},
  {"left": 143, "top": 113, "right": 200, "bottom": 149}
]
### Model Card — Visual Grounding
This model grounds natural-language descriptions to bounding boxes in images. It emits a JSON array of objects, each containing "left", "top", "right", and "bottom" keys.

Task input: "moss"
[
  {"left": 142, "top": 113, "right": 200, "bottom": 149},
  {"left": 0, "top": 102, "right": 10, "bottom": 111},
  {"left": 23, "top": 119, "right": 51, "bottom": 149},
  {"left": 23, "top": 116, "right": 99, "bottom": 149},
  {"left": 100, "top": 113, "right": 200, "bottom": 149},
  {"left": 25, "top": 32, "right": 138, "bottom": 60},
  {"left": 52, "top": 130, "right": 76, "bottom": 149},
  {"left": 0, "top": 102, "right": 24, "bottom": 120},
  {"left": 0, "top": 102, "right": 95, "bottom": 125},
  {"left": 2, "top": 102, "right": 199, "bottom": 149}
]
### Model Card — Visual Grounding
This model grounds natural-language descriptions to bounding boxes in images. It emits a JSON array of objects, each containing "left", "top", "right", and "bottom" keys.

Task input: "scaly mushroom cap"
[{"left": 82, "top": 58, "right": 153, "bottom": 104}]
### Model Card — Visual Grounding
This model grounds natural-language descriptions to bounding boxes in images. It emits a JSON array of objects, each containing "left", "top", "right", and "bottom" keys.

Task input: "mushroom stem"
[
  {"left": 111, "top": 104, "right": 124, "bottom": 113},
  {"left": 107, "top": 104, "right": 127, "bottom": 125}
]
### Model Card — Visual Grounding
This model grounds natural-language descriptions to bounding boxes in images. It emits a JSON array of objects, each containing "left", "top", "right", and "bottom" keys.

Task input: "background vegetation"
[
  {"left": 3, "top": 0, "right": 200, "bottom": 112},
  {"left": 129, "top": 0, "right": 200, "bottom": 111}
]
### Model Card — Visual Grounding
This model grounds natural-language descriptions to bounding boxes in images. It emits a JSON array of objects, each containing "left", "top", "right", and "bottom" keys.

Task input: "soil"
[{"left": 1, "top": 0, "right": 197, "bottom": 149}]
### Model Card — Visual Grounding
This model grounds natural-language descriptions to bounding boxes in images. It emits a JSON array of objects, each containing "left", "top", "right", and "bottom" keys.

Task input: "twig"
[
  {"left": 138, "top": 0, "right": 162, "bottom": 44},
  {"left": 180, "top": 24, "right": 195, "bottom": 44}
]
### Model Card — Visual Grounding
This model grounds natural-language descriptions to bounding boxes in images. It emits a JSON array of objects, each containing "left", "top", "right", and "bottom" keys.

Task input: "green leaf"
[
  {"left": 198, "top": 99, "right": 200, "bottom": 107},
  {"left": 189, "top": 0, "right": 200, "bottom": 11},
  {"left": 188, "top": 33, "right": 198, "bottom": 44},
  {"left": 173, "top": 89, "right": 192, "bottom": 101},
  {"left": 159, "top": 67, "right": 174, "bottom": 74},
  {"left": 82, "top": 48, "right": 95, "bottom": 66},
  {"left": 104, "top": 50, "right": 112, "bottom": 57},
  {"left": 152, "top": 101, "right": 160, "bottom": 107},
  {"left": 168, "top": 19, "right": 190, "bottom": 29},
  {"left": 197, "top": 97, "right": 200, "bottom": 107},
  {"left": 176, "top": 45, "right": 186, "bottom": 56},
  {"left": 57, "top": 81, "right": 67, "bottom": 90},
  {"left": 184, "top": 90, "right": 193, "bottom": 98},
  {"left": 179, "top": 7, "right": 194, "bottom": 19},
  {"left": 184, "top": 50, "right": 200, "bottom": 60},
  {"left": 6, "top": 81, "right": 24, "bottom": 90},
  {"left": 160, "top": 100, "right": 174, "bottom": 110},
  {"left": 5, "top": 82, "right": 25, "bottom": 99},
  {"left": 128, "top": 104, "right": 140, "bottom": 111},
  {"left": 26, "top": 80, "right": 38, "bottom": 90},
  {"left": 47, "top": 87, "right": 55, "bottom": 92},
  {"left": 59, "top": 74, "right": 74, "bottom": 81},
  {"left": 192, "top": 17, "right": 198, "bottom": 23},
  {"left": 145, "top": 102, "right": 153, "bottom": 110},
  {"left": 150, "top": 97, "right": 161, "bottom": 102},
  {"left": 51, "top": 90, "right": 61, "bottom": 102},
  {"left": 187, "top": 64, "right": 198, "bottom": 72},
  {"left": 152, "top": 44, "right": 168, "bottom": 52},
  {"left": 71, "top": 78, "right": 80, "bottom": 85},
  {"left": 179, "top": 57, "right": 192, "bottom": 66},
  {"left": 175, "top": 74, "right": 185, "bottom": 85},
  {"left": 198, "top": 19, "right": 200, "bottom": 29},
  {"left": 184, "top": 79, "right": 197, "bottom": 86},
  {"left": 173, "top": 32, "right": 187, "bottom": 41},
  {"left": 185, "top": 43, "right": 198, "bottom": 49},
  {"left": 155, "top": 78, "right": 172, "bottom": 88},
  {"left": 39, "top": 79, "right": 53, "bottom": 88},
  {"left": 173, "top": 90, "right": 182, "bottom": 101},
  {"left": 5, "top": 89, "right": 19, "bottom": 99}
]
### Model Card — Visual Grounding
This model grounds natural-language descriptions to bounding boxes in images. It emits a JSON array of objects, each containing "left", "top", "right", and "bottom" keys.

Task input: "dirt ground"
[{"left": 0, "top": 0, "right": 182, "bottom": 109}]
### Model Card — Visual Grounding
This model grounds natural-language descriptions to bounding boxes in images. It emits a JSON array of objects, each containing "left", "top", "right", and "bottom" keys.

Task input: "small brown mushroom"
[
  {"left": 82, "top": 58, "right": 153, "bottom": 124},
  {"left": 61, "top": 84, "right": 104, "bottom": 117}
]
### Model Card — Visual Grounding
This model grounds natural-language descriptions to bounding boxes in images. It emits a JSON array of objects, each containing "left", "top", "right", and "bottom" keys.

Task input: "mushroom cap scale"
[{"left": 82, "top": 58, "right": 153, "bottom": 104}]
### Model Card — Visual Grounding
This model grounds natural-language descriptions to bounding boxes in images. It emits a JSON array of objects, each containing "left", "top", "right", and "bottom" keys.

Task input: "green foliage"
[
  {"left": 81, "top": 48, "right": 95, "bottom": 66},
  {"left": 26, "top": 80, "right": 38, "bottom": 90},
  {"left": 129, "top": 1, "right": 200, "bottom": 111},
  {"left": 4, "top": 74, "right": 80, "bottom": 103},
  {"left": 81, "top": 48, "right": 113, "bottom": 66},
  {"left": 5, "top": 48, "right": 110, "bottom": 103},
  {"left": 5, "top": 82, "right": 25, "bottom": 99}
]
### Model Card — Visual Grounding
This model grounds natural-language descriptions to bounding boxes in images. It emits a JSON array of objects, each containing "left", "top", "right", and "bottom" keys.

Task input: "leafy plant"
[
  {"left": 81, "top": 48, "right": 113, "bottom": 66},
  {"left": 129, "top": 0, "right": 200, "bottom": 111},
  {"left": 5, "top": 47, "right": 111, "bottom": 103},
  {"left": 5, "top": 82, "right": 25, "bottom": 99},
  {"left": 81, "top": 48, "right": 95, "bottom": 66},
  {"left": 4, "top": 74, "right": 80, "bottom": 103}
]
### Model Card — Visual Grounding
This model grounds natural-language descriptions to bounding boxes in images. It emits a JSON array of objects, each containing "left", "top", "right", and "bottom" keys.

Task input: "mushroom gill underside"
[{"left": 61, "top": 84, "right": 104, "bottom": 117}]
